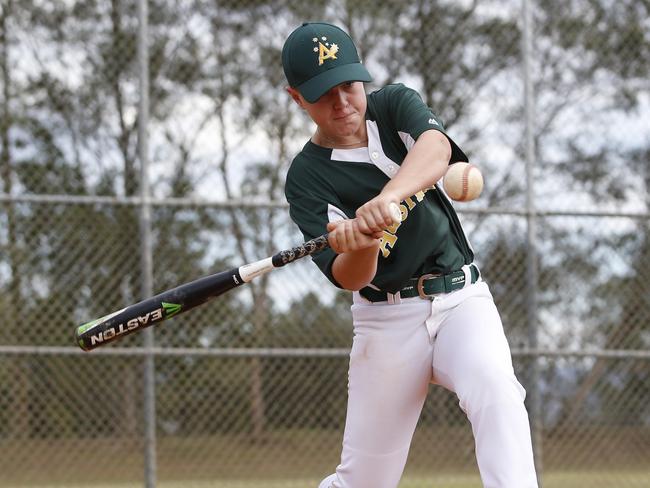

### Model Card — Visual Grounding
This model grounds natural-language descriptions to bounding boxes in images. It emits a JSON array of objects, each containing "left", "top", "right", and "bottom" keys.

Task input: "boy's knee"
[{"left": 456, "top": 367, "right": 526, "bottom": 414}]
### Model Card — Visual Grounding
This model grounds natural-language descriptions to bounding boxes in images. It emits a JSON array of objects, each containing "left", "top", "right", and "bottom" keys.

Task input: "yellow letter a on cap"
[{"left": 318, "top": 42, "right": 338, "bottom": 65}]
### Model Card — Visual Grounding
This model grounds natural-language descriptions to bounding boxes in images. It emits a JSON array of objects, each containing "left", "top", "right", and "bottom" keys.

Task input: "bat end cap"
[{"left": 74, "top": 328, "right": 91, "bottom": 352}]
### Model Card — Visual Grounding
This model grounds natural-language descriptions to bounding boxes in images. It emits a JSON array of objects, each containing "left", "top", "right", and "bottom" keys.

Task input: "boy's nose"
[{"left": 332, "top": 88, "right": 348, "bottom": 107}]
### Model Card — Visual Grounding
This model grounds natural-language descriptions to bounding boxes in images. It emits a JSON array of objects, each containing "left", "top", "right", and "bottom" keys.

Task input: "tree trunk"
[
  {"left": 108, "top": 0, "right": 139, "bottom": 436},
  {"left": 1, "top": 0, "right": 31, "bottom": 440}
]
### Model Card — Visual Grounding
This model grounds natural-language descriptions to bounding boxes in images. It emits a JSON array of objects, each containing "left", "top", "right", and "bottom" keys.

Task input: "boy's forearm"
[
  {"left": 381, "top": 129, "right": 451, "bottom": 201},
  {"left": 331, "top": 241, "right": 380, "bottom": 291}
]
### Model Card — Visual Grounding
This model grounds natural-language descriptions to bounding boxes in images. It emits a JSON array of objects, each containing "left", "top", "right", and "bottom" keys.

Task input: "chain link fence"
[{"left": 1, "top": 0, "right": 649, "bottom": 487}]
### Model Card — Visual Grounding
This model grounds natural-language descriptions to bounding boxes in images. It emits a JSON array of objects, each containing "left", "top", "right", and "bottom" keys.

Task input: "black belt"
[{"left": 360, "top": 264, "right": 480, "bottom": 303}]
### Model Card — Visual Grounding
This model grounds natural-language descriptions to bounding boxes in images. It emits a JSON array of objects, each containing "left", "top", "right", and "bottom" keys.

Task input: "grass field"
[
  {"left": 4, "top": 470, "right": 650, "bottom": 488},
  {"left": 5, "top": 471, "right": 650, "bottom": 488},
  {"left": 1, "top": 428, "right": 648, "bottom": 487}
]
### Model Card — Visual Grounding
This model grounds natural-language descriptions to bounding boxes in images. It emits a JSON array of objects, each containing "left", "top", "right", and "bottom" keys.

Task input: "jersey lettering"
[
  {"left": 404, "top": 197, "right": 416, "bottom": 210},
  {"left": 379, "top": 191, "right": 433, "bottom": 258},
  {"left": 385, "top": 217, "right": 402, "bottom": 235},
  {"left": 379, "top": 230, "right": 398, "bottom": 258}
]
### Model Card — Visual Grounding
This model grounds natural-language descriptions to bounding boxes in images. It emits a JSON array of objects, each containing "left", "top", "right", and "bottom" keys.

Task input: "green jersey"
[{"left": 285, "top": 83, "right": 474, "bottom": 295}]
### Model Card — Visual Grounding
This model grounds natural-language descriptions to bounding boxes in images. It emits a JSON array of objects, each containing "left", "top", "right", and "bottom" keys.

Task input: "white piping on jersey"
[
  {"left": 366, "top": 120, "right": 400, "bottom": 179},
  {"left": 329, "top": 121, "right": 402, "bottom": 179},
  {"left": 398, "top": 130, "right": 416, "bottom": 151},
  {"left": 327, "top": 203, "right": 347, "bottom": 223},
  {"left": 330, "top": 146, "right": 371, "bottom": 163},
  {"left": 327, "top": 203, "right": 380, "bottom": 292}
]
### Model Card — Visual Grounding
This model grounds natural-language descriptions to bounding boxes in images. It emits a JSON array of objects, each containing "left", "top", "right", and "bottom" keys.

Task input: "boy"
[{"left": 282, "top": 22, "right": 538, "bottom": 488}]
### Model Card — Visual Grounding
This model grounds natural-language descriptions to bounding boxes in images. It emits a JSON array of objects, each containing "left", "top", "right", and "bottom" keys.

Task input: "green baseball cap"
[{"left": 282, "top": 22, "right": 373, "bottom": 103}]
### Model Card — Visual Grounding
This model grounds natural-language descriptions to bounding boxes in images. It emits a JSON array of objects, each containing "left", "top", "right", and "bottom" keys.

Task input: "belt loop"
[
  {"left": 461, "top": 264, "right": 472, "bottom": 289},
  {"left": 387, "top": 291, "right": 402, "bottom": 305}
]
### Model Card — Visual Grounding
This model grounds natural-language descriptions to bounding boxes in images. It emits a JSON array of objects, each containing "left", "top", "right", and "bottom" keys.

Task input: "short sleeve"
[
  {"left": 382, "top": 84, "right": 468, "bottom": 162},
  {"left": 285, "top": 160, "right": 343, "bottom": 288}
]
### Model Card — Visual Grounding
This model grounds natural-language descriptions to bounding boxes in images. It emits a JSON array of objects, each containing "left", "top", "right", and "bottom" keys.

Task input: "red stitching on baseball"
[{"left": 462, "top": 164, "right": 472, "bottom": 200}]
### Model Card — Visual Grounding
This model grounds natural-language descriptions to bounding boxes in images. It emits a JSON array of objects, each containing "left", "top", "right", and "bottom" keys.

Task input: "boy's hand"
[
  {"left": 355, "top": 196, "right": 402, "bottom": 235},
  {"left": 326, "top": 220, "right": 382, "bottom": 254}
]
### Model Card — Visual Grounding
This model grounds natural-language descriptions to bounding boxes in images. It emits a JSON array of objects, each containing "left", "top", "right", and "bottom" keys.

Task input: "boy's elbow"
[
  {"left": 332, "top": 266, "right": 376, "bottom": 291},
  {"left": 331, "top": 245, "right": 379, "bottom": 291},
  {"left": 338, "top": 275, "right": 373, "bottom": 292}
]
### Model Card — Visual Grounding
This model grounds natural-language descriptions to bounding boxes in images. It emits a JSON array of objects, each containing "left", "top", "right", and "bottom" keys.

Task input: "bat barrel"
[
  {"left": 75, "top": 296, "right": 166, "bottom": 351},
  {"left": 75, "top": 268, "right": 242, "bottom": 351}
]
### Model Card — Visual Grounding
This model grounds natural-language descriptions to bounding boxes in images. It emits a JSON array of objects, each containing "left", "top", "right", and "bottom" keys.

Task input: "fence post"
[
  {"left": 522, "top": 0, "right": 543, "bottom": 484},
  {"left": 137, "top": 0, "right": 157, "bottom": 486}
]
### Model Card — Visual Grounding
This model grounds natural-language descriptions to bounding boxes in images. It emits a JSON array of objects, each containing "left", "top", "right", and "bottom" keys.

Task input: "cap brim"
[{"left": 298, "top": 63, "right": 372, "bottom": 103}]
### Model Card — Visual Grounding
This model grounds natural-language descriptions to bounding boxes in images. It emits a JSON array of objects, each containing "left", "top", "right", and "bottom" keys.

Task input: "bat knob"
[{"left": 388, "top": 202, "right": 402, "bottom": 224}]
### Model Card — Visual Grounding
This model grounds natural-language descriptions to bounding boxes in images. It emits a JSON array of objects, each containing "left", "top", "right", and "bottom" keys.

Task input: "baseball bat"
[{"left": 75, "top": 203, "right": 402, "bottom": 351}]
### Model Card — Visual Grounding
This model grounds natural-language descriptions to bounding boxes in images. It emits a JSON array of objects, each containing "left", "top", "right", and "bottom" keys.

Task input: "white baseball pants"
[{"left": 318, "top": 281, "right": 538, "bottom": 488}]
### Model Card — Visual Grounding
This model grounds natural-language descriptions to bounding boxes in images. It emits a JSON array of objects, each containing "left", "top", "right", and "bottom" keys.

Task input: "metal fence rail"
[{"left": 2, "top": 345, "right": 650, "bottom": 359}]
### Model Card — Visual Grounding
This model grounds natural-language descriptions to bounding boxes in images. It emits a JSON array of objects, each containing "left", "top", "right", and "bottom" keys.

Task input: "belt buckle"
[{"left": 417, "top": 273, "right": 440, "bottom": 299}]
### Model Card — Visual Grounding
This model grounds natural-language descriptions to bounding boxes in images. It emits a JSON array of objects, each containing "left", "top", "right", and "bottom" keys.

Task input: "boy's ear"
[{"left": 286, "top": 86, "right": 305, "bottom": 108}]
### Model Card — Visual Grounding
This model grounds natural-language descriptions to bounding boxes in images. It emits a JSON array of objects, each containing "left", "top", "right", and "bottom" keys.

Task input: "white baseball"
[{"left": 443, "top": 162, "right": 484, "bottom": 202}]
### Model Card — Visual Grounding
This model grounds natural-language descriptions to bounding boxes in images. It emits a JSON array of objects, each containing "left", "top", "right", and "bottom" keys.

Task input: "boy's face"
[{"left": 288, "top": 82, "right": 367, "bottom": 140}]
